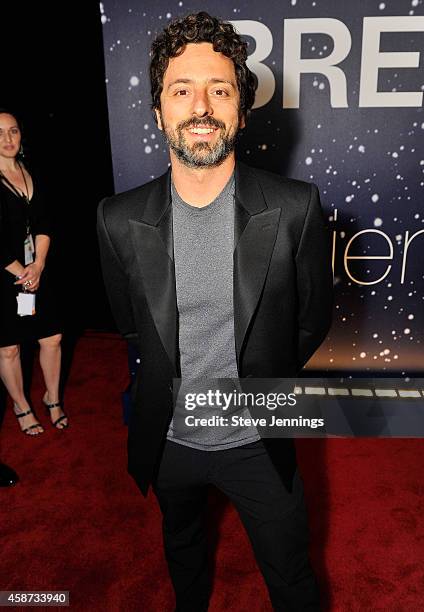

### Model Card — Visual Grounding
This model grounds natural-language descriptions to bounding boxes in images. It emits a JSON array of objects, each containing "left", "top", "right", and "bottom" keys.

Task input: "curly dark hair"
[{"left": 150, "top": 12, "right": 256, "bottom": 121}]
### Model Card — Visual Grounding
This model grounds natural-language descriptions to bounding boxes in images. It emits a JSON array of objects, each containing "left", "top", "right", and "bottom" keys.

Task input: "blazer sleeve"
[
  {"left": 295, "top": 183, "right": 333, "bottom": 370},
  {"left": 97, "top": 198, "right": 138, "bottom": 343}
]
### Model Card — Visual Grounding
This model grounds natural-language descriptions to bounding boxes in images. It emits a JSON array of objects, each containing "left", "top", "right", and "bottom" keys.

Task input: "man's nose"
[{"left": 191, "top": 89, "right": 213, "bottom": 118}]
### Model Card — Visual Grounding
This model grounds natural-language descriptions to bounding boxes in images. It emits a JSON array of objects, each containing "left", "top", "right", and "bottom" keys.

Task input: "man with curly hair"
[{"left": 98, "top": 11, "right": 332, "bottom": 611}]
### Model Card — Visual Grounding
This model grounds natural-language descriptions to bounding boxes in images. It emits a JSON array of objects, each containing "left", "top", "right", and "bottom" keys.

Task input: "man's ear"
[
  {"left": 239, "top": 114, "right": 246, "bottom": 130},
  {"left": 155, "top": 108, "right": 163, "bottom": 131}
]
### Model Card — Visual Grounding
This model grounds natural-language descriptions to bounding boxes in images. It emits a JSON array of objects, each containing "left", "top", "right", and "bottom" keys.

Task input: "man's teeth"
[{"left": 189, "top": 127, "right": 215, "bottom": 134}]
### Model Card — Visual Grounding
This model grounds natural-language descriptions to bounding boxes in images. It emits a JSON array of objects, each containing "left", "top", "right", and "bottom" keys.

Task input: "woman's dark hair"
[
  {"left": 0, "top": 108, "right": 23, "bottom": 133},
  {"left": 150, "top": 12, "right": 256, "bottom": 121}
]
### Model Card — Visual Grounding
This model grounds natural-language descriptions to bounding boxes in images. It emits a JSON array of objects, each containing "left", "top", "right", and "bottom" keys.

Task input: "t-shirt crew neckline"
[{"left": 171, "top": 172, "right": 235, "bottom": 215}]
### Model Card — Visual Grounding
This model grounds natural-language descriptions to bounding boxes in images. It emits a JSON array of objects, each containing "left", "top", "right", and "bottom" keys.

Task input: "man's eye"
[
  {"left": 175, "top": 89, "right": 188, "bottom": 96},
  {"left": 213, "top": 89, "right": 228, "bottom": 96}
]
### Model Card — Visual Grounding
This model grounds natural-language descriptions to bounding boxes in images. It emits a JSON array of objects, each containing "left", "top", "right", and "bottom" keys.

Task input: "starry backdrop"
[{"left": 100, "top": 0, "right": 424, "bottom": 374}]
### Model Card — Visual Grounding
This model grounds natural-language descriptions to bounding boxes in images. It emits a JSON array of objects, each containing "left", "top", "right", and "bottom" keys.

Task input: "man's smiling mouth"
[{"left": 188, "top": 127, "right": 216, "bottom": 134}]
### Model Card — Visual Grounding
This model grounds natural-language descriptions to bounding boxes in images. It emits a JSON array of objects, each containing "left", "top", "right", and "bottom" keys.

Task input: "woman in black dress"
[{"left": 0, "top": 109, "right": 68, "bottom": 434}]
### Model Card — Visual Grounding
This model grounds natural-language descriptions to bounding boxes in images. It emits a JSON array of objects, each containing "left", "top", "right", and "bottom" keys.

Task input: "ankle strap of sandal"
[
  {"left": 45, "top": 402, "right": 61, "bottom": 409},
  {"left": 15, "top": 409, "right": 32, "bottom": 419}
]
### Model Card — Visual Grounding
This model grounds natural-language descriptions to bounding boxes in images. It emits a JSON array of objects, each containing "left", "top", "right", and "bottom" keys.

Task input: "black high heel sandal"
[
  {"left": 13, "top": 403, "right": 44, "bottom": 436},
  {"left": 43, "top": 395, "right": 68, "bottom": 430}
]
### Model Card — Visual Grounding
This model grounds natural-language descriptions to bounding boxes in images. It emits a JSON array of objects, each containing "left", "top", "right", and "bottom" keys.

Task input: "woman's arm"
[
  {"left": 15, "top": 234, "right": 50, "bottom": 291},
  {"left": 5, "top": 259, "right": 26, "bottom": 277},
  {"left": 34, "top": 234, "right": 50, "bottom": 271}
]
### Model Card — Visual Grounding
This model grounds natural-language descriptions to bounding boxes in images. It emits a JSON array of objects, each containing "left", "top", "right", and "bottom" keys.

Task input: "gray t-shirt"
[{"left": 166, "top": 173, "right": 260, "bottom": 450}]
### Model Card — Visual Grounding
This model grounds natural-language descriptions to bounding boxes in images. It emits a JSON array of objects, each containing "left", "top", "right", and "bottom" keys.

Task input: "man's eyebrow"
[
  {"left": 167, "top": 78, "right": 236, "bottom": 90},
  {"left": 208, "top": 78, "right": 236, "bottom": 87},
  {"left": 167, "top": 79, "right": 192, "bottom": 89}
]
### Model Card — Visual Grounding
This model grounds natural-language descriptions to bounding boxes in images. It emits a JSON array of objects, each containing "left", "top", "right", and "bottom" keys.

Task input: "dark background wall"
[{"left": 1, "top": 3, "right": 115, "bottom": 332}]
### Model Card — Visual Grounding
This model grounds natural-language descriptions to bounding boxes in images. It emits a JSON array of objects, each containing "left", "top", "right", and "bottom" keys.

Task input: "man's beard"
[{"left": 161, "top": 116, "right": 239, "bottom": 168}]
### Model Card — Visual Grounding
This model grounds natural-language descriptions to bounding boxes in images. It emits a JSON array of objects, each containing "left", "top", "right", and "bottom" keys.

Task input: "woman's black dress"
[{"left": 0, "top": 175, "right": 62, "bottom": 347}]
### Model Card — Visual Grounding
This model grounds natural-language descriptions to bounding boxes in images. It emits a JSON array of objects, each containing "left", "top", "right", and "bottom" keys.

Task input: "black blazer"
[{"left": 97, "top": 161, "right": 333, "bottom": 496}]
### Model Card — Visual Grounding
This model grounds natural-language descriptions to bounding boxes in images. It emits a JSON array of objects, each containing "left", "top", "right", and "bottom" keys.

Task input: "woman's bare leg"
[
  {"left": 38, "top": 334, "right": 67, "bottom": 428},
  {"left": 0, "top": 344, "right": 43, "bottom": 434}
]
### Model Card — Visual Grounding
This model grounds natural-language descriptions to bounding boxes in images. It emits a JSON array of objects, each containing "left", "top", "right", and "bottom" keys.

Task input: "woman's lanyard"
[
  {"left": 19, "top": 162, "right": 30, "bottom": 205},
  {"left": 0, "top": 164, "right": 35, "bottom": 265}
]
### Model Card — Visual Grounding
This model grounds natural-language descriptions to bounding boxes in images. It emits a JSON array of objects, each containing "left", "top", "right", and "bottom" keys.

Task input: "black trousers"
[{"left": 152, "top": 439, "right": 321, "bottom": 612}]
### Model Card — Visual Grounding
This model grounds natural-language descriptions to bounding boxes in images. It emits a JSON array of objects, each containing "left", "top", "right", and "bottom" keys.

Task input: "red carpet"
[{"left": 1, "top": 333, "right": 423, "bottom": 611}]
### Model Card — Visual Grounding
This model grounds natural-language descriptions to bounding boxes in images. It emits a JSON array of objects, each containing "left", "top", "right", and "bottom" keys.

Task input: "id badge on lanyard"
[
  {"left": 24, "top": 231, "right": 35, "bottom": 265},
  {"left": 17, "top": 291, "right": 36, "bottom": 316}
]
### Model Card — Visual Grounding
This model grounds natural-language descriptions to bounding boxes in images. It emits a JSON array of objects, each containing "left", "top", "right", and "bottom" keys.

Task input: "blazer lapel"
[
  {"left": 129, "top": 169, "right": 178, "bottom": 375},
  {"left": 126, "top": 162, "right": 280, "bottom": 375},
  {"left": 234, "top": 163, "right": 281, "bottom": 367}
]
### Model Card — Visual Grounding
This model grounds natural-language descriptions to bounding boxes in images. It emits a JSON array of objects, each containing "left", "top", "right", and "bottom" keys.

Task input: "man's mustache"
[{"left": 177, "top": 117, "right": 226, "bottom": 131}]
